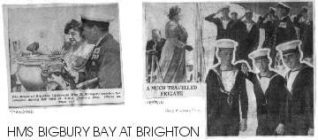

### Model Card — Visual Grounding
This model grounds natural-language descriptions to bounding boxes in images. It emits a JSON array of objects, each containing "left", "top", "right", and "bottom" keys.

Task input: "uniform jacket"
[
  {"left": 247, "top": 72, "right": 288, "bottom": 126},
  {"left": 244, "top": 21, "right": 259, "bottom": 52},
  {"left": 206, "top": 65, "right": 248, "bottom": 122},
  {"left": 294, "top": 15, "right": 313, "bottom": 58},
  {"left": 205, "top": 14, "right": 248, "bottom": 63},
  {"left": 273, "top": 16, "right": 297, "bottom": 47},
  {"left": 86, "top": 33, "right": 122, "bottom": 88},
  {"left": 146, "top": 38, "right": 166, "bottom": 61},
  {"left": 205, "top": 14, "right": 236, "bottom": 40},
  {"left": 286, "top": 64, "right": 313, "bottom": 129}
]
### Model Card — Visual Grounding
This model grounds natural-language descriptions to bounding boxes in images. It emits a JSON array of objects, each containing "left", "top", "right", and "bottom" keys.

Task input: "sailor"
[
  {"left": 273, "top": 2, "right": 297, "bottom": 46},
  {"left": 271, "top": 3, "right": 297, "bottom": 67},
  {"left": 206, "top": 39, "right": 248, "bottom": 136},
  {"left": 276, "top": 40, "right": 313, "bottom": 135},
  {"left": 244, "top": 48, "right": 288, "bottom": 135},
  {"left": 80, "top": 13, "right": 122, "bottom": 89},
  {"left": 242, "top": 10, "right": 260, "bottom": 67}
]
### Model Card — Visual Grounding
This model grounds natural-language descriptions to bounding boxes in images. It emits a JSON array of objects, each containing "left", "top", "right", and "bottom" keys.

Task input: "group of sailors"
[
  {"left": 205, "top": 2, "right": 312, "bottom": 68},
  {"left": 205, "top": 2, "right": 313, "bottom": 136}
]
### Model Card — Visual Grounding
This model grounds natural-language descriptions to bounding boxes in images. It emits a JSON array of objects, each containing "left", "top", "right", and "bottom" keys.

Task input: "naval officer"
[{"left": 80, "top": 13, "right": 122, "bottom": 89}]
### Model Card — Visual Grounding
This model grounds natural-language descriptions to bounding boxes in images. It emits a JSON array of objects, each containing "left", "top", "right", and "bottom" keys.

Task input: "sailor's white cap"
[
  {"left": 276, "top": 40, "right": 302, "bottom": 54},
  {"left": 248, "top": 48, "right": 270, "bottom": 60},
  {"left": 269, "top": 7, "right": 276, "bottom": 11},
  {"left": 276, "top": 2, "right": 291, "bottom": 10},
  {"left": 245, "top": 9, "right": 253, "bottom": 14},
  {"left": 215, "top": 39, "right": 238, "bottom": 49},
  {"left": 219, "top": 5, "right": 230, "bottom": 11}
]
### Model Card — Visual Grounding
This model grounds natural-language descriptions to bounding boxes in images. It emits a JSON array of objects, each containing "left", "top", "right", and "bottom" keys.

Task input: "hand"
[
  {"left": 308, "top": 128, "right": 314, "bottom": 136},
  {"left": 275, "top": 123, "right": 285, "bottom": 135},
  {"left": 185, "top": 45, "right": 193, "bottom": 51},
  {"left": 216, "top": 9, "right": 222, "bottom": 14},
  {"left": 241, "top": 63, "right": 249, "bottom": 75},
  {"left": 72, "top": 56, "right": 87, "bottom": 70},
  {"left": 240, "top": 118, "right": 247, "bottom": 132}
]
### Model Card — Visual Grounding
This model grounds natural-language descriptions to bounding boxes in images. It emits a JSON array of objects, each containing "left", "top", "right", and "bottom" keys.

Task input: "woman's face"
[
  {"left": 173, "top": 14, "right": 181, "bottom": 21},
  {"left": 66, "top": 29, "right": 82, "bottom": 45}
]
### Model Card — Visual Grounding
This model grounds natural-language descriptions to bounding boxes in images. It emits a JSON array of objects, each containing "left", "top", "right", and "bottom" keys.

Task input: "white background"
[{"left": 0, "top": 0, "right": 317, "bottom": 140}]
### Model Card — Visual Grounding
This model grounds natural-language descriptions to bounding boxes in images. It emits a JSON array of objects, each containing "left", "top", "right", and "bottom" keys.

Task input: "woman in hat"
[
  {"left": 155, "top": 6, "right": 192, "bottom": 83},
  {"left": 61, "top": 19, "right": 95, "bottom": 85}
]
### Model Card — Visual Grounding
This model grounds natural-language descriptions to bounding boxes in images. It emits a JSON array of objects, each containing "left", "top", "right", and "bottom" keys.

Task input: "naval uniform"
[
  {"left": 246, "top": 72, "right": 288, "bottom": 135},
  {"left": 242, "top": 20, "right": 260, "bottom": 67},
  {"left": 206, "top": 65, "right": 248, "bottom": 136},
  {"left": 85, "top": 33, "right": 122, "bottom": 89},
  {"left": 285, "top": 64, "right": 313, "bottom": 135},
  {"left": 270, "top": 16, "right": 297, "bottom": 67},
  {"left": 205, "top": 15, "right": 249, "bottom": 64},
  {"left": 293, "top": 15, "right": 313, "bottom": 59}
]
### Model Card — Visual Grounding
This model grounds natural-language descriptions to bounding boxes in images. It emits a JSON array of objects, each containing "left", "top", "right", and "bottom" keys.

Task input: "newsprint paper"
[
  {"left": 4, "top": 3, "right": 124, "bottom": 108},
  {"left": 144, "top": 1, "right": 314, "bottom": 136}
]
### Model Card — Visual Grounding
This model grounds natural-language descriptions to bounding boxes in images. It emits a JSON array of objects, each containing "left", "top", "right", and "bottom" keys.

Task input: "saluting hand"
[
  {"left": 241, "top": 63, "right": 249, "bottom": 75},
  {"left": 275, "top": 123, "right": 285, "bottom": 135}
]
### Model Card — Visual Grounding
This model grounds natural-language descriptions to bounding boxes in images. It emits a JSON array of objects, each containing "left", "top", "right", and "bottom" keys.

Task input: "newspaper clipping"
[
  {"left": 144, "top": 1, "right": 314, "bottom": 136},
  {"left": 144, "top": 3, "right": 206, "bottom": 100},
  {"left": 4, "top": 3, "right": 124, "bottom": 108}
]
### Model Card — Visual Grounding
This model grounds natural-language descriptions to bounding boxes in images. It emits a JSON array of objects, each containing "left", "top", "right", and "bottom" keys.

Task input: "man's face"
[
  {"left": 254, "top": 58, "right": 269, "bottom": 73},
  {"left": 218, "top": 48, "right": 233, "bottom": 63},
  {"left": 67, "top": 29, "right": 82, "bottom": 45},
  {"left": 246, "top": 12, "right": 253, "bottom": 20},
  {"left": 221, "top": 8, "right": 230, "bottom": 17},
  {"left": 231, "top": 13, "right": 238, "bottom": 20},
  {"left": 277, "top": 7, "right": 288, "bottom": 18},
  {"left": 82, "top": 25, "right": 99, "bottom": 44},
  {"left": 282, "top": 52, "right": 300, "bottom": 69},
  {"left": 152, "top": 30, "right": 161, "bottom": 41}
]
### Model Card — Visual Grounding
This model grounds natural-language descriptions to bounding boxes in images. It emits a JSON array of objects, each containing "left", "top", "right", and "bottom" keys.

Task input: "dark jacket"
[
  {"left": 206, "top": 65, "right": 248, "bottom": 122},
  {"left": 244, "top": 21, "right": 259, "bottom": 52},
  {"left": 257, "top": 15, "right": 277, "bottom": 49},
  {"left": 286, "top": 64, "right": 313, "bottom": 129},
  {"left": 205, "top": 14, "right": 248, "bottom": 62},
  {"left": 241, "top": 21, "right": 259, "bottom": 66},
  {"left": 232, "top": 20, "right": 249, "bottom": 62},
  {"left": 246, "top": 72, "right": 288, "bottom": 126},
  {"left": 205, "top": 14, "right": 236, "bottom": 40},
  {"left": 146, "top": 38, "right": 166, "bottom": 64},
  {"left": 273, "top": 16, "right": 297, "bottom": 47},
  {"left": 85, "top": 33, "right": 122, "bottom": 88},
  {"left": 294, "top": 15, "right": 313, "bottom": 58}
]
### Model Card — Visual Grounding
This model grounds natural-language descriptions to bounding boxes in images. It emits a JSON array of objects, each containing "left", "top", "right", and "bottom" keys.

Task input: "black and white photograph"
[
  {"left": 4, "top": 3, "right": 124, "bottom": 107},
  {"left": 144, "top": 3, "right": 207, "bottom": 99},
  {"left": 203, "top": 1, "right": 314, "bottom": 136},
  {"left": 144, "top": 1, "right": 314, "bottom": 136}
]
